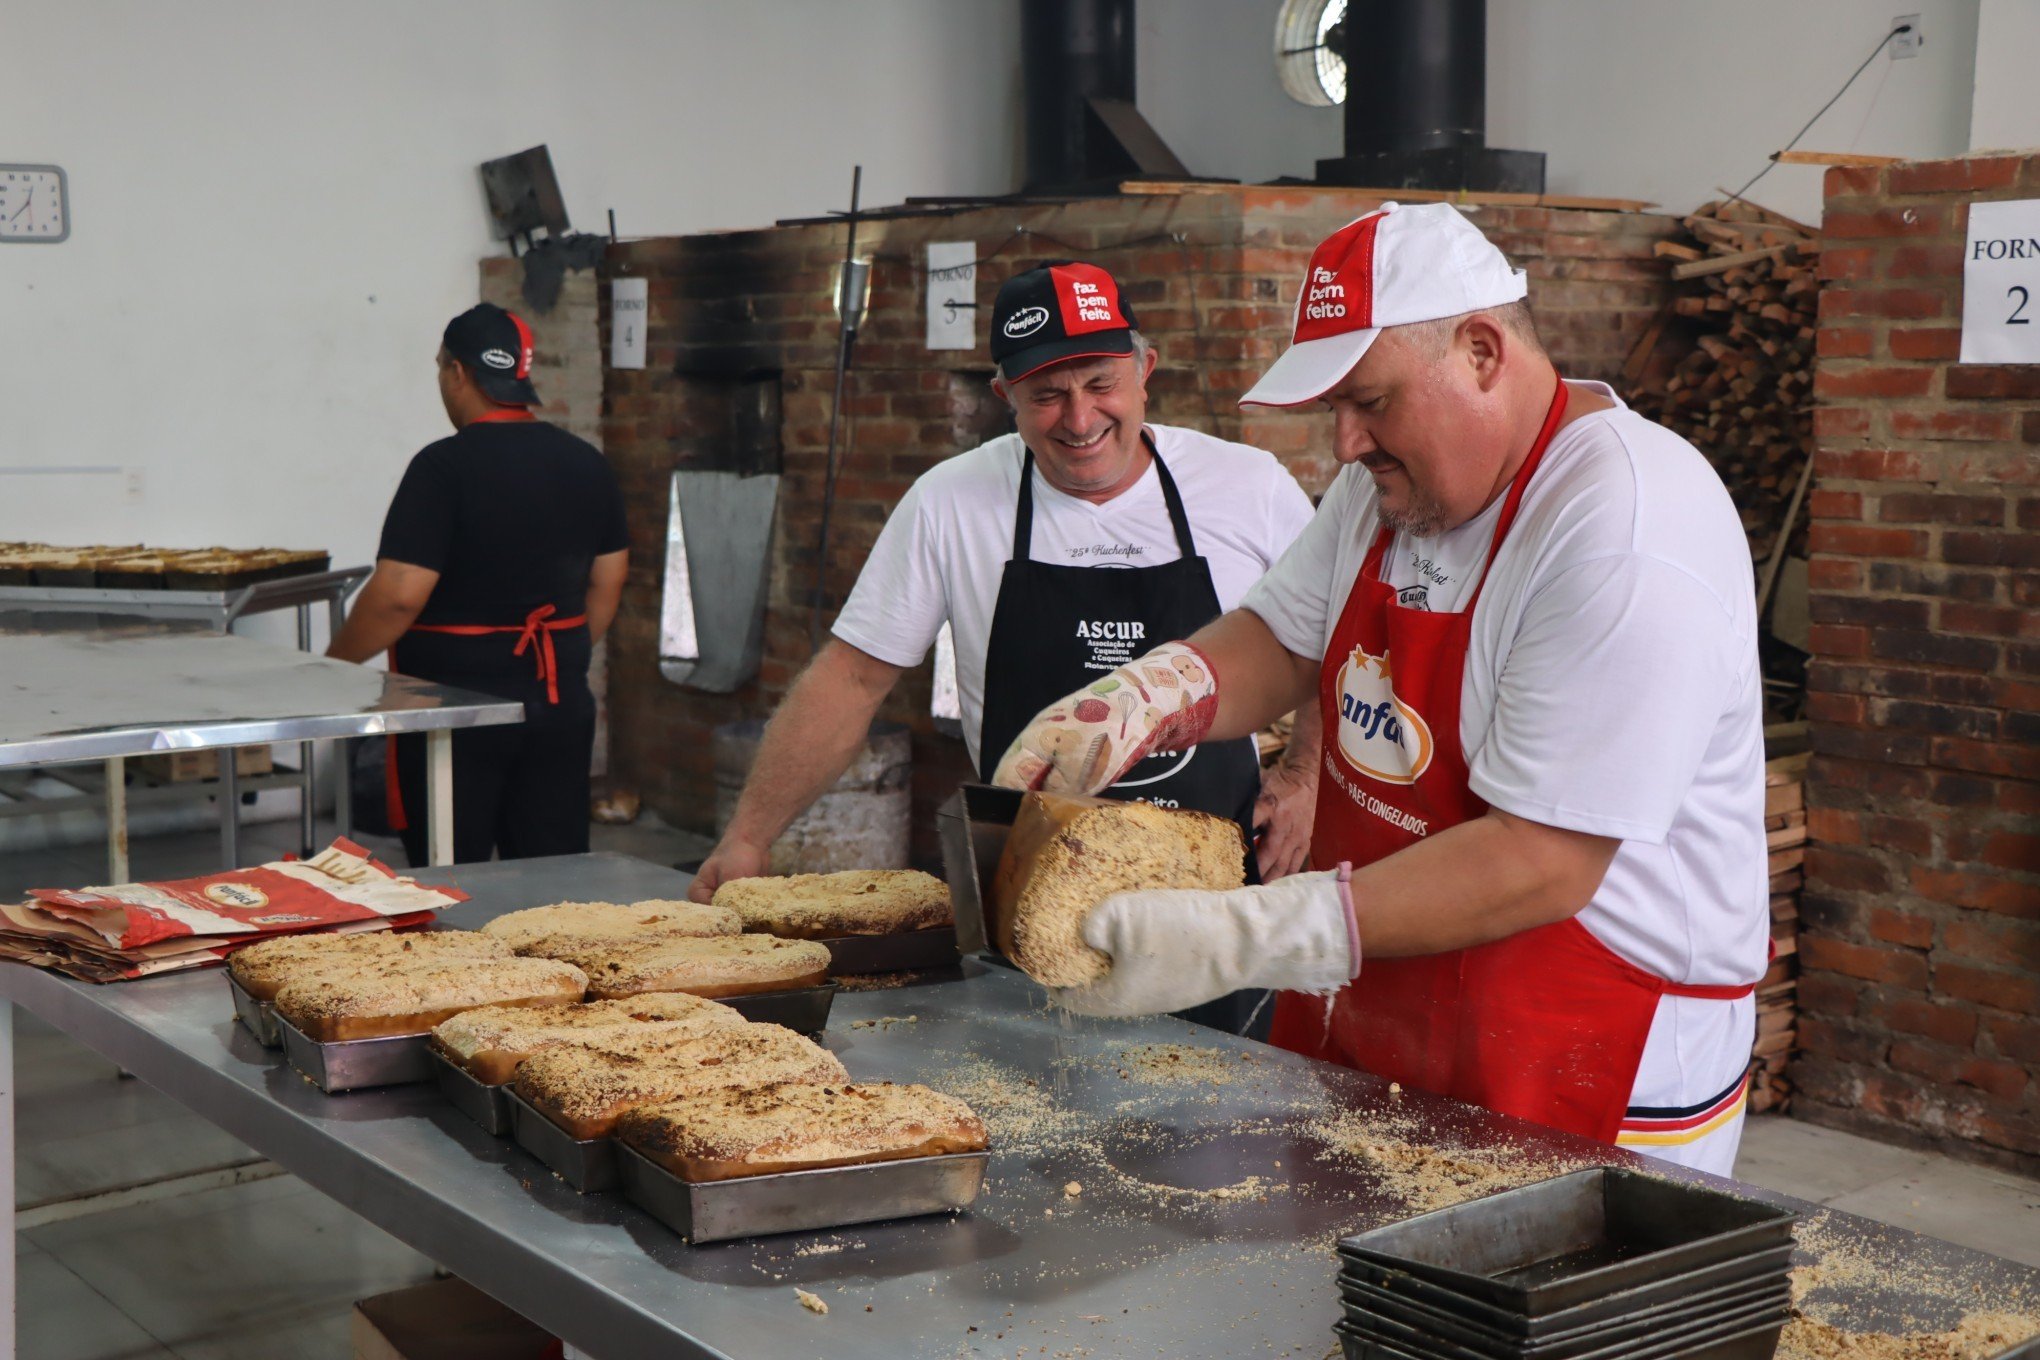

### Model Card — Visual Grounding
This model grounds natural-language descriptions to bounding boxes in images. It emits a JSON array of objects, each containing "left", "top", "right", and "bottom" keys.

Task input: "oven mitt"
[
  {"left": 990, "top": 641, "right": 1222, "bottom": 795},
  {"left": 1048, "top": 866, "right": 1361, "bottom": 1018}
]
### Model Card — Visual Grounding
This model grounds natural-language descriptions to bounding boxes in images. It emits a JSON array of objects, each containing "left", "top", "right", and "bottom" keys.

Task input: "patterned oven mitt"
[{"left": 990, "top": 641, "right": 1222, "bottom": 794}]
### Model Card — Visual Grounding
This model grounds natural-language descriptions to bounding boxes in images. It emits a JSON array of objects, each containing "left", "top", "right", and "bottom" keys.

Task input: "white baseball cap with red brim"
[{"left": 1239, "top": 201, "right": 1530, "bottom": 409}]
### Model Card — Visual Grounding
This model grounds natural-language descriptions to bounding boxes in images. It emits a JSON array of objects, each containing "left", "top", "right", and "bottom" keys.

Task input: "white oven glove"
[
  {"left": 990, "top": 641, "right": 1222, "bottom": 795},
  {"left": 1047, "top": 866, "right": 1361, "bottom": 1018}
]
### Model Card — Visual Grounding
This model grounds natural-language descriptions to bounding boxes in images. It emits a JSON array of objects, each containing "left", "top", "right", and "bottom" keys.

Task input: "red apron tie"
[
  {"left": 382, "top": 604, "right": 588, "bottom": 832},
  {"left": 407, "top": 604, "right": 586, "bottom": 705}
]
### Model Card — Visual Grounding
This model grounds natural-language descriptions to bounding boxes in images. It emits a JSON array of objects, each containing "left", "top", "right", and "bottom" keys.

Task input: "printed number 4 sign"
[{"left": 1961, "top": 199, "right": 2040, "bottom": 364}]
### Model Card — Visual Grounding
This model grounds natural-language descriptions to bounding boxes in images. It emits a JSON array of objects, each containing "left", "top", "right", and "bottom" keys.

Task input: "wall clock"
[{"left": 1, "top": 165, "right": 69, "bottom": 242}]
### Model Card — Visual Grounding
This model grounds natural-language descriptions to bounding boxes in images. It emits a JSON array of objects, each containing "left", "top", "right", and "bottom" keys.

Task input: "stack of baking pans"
[{"left": 1336, "top": 1168, "right": 1798, "bottom": 1360}]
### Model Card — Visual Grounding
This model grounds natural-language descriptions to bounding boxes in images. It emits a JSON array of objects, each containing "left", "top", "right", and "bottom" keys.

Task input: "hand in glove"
[
  {"left": 1048, "top": 865, "right": 1360, "bottom": 1018},
  {"left": 991, "top": 640, "right": 1221, "bottom": 795}
]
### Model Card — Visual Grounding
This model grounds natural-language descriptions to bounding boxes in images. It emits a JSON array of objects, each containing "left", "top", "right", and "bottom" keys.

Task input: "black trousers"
[{"left": 391, "top": 679, "right": 594, "bottom": 867}]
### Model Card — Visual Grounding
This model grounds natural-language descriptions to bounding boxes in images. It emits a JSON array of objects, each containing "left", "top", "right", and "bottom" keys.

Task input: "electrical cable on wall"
[{"left": 1725, "top": 22, "right": 1913, "bottom": 208}]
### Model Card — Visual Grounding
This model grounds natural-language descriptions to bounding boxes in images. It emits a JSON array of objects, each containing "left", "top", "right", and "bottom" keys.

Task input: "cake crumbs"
[
  {"left": 849, "top": 1015, "right": 919, "bottom": 1030},
  {"left": 795, "top": 1288, "right": 828, "bottom": 1315},
  {"left": 1305, "top": 1108, "right": 1592, "bottom": 1213},
  {"left": 1064, "top": 1180, "right": 1083, "bottom": 1197},
  {"left": 835, "top": 970, "right": 927, "bottom": 992},
  {"left": 1116, "top": 1043, "right": 1254, "bottom": 1086}
]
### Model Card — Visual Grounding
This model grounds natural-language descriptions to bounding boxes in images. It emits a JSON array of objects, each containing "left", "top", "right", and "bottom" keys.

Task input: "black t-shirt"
[
  {"left": 379, "top": 419, "right": 627, "bottom": 692},
  {"left": 379, "top": 419, "right": 627, "bottom": 625}
]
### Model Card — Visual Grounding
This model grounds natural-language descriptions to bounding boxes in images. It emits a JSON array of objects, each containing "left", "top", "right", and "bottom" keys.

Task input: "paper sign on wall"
[
  {"left": 610, "top": 276, "right": 648, "bottom": 369},
  {"left": 926, "top": 242, "right": 976, "bottom": 350},
  {"left": 1961, "top": 199, "right": 2040, "bottom": 364}
]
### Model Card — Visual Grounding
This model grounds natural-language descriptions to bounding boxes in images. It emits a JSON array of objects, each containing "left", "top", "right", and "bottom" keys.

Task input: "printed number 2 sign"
[{"left": 1961, "top": 198, "right": 2040, "bottom": 364}]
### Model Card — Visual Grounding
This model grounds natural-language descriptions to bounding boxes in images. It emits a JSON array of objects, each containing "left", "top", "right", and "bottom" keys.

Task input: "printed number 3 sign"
[{"left": 1961, "top": 198, "right": 2040, "bottom": 364}]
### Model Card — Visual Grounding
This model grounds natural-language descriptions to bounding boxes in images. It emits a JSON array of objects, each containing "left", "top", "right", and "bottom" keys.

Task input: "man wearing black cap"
[
  {"left": 328, "top": 302, "right": 628, "bottom": 865},
  {"left": 690, "top": 262, "right": 1320, "bottom": 1034}
]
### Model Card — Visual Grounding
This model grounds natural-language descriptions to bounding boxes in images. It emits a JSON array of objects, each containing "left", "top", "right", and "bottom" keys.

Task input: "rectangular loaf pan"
[
  {"left": 430, "top": 1048, "right": 516, "bottom": 1136},
  {"left": 228, "top": 974, "right": 283, "bottom": 1050},
  {"left": 615, "top": 1142, "right": 988, "bottom": 1244},
  {"left": 278, "top": 1015, "right": 437, "bottom": 1093},
  {"left": 816, "top": 927, "right": 960, "bottom": 976},
  {"left": 711, "top": 983, "right": 837, "bottom": 1034},
  {"left": 507, "top": 1088, "right": 618, "bottom": 1193}
]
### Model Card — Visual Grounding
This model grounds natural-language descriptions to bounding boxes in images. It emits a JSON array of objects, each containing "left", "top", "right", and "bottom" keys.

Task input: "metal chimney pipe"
[
  {"left": 1316, "top": 0, "right": 1544, "bottom": 192},
  {"left": 1342, "top": 0, "right": 1488, "bottom": 156},
  {"left": 1022, "top": 0, "right": 1136, "bottom": 193}
]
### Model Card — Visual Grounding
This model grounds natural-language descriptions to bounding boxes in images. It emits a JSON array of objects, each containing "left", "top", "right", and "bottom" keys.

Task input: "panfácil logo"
[
  {"left": 1002, "top": 306, "right": 1049, "bottom": 338},
  {"left": 1333, "top": 644, "right": 1433, "bottom": 784}
]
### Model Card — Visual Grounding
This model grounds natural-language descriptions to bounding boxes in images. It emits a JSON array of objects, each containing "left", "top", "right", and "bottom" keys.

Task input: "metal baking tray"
[
  {"left": 1341, "top": 1266, "right": 1789, "bottom": 1356},
  {"left": 615, "top": 1142, "right": 988, "bottom": 1244},
  {"left": 430, "top": 1048, "right": 515, "bottom": 1136},
  {"left": 277, "top": 1015, "right": 437, "bottom": 1093},
  {"left": 1338, "top": 1168, "right": 1797, "bottom": 1317},
  {"left": 714, "top": 983, "right": 837, "bottom": 1034},
  {"left": 507, "top": 1088, "right": 618, "bottom": 1193},
  {"left": 936, "top": 783, "right": 1022, "bottom": 959},
  {"left": 1335, "top": 1312, "right": 1789, "bottom": 1360},
  {"left": 817, "top": 926, "right": 961, "bottom": 975},
  {"left": 227, "top": 974, "right": 282, "bottom": 1049},
  {"left": 1339, "top": 1243, "right": 1795, "bottom": 1338},
  {"left": 1340, "top": 1288, "right": 1788, "bottom": 1360}
]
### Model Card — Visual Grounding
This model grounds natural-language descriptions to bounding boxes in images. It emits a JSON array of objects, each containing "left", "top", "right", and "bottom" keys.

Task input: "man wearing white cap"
[{"left": 990, "top": 203, "right": 1768, "bottom": 1173}]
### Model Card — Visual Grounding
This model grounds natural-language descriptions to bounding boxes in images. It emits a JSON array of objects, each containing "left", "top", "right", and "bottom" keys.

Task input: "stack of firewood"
[
  {"left": 1626, "top": 198, "right": 1821, "bottom": 562},
  {"left": 1750, "top": 747, "right": 1809, "bottom": 1113}
]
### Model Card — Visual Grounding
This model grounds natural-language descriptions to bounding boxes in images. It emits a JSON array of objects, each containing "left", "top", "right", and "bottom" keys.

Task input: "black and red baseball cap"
[
  {"left": 442, "top": 303, "right": 542, "bottom": 406},
  {"left": 989, "top": 262, "right": 1140, "bottom": 383}
]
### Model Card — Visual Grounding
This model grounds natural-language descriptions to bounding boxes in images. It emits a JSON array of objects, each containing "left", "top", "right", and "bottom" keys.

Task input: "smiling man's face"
[{"left": 1001, "top": 349, "right": 1157, "bottom": 504}]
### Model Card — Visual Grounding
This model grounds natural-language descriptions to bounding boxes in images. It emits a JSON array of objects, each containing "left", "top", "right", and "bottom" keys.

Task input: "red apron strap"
[
  {"left": 405, "top": 605, "right": 587, "bottom": 705},
  {"left": 382, "top": 647, "right": 409, "bottom": 833}
]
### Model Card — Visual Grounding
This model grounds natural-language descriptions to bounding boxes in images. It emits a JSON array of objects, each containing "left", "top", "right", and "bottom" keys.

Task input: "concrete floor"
[{"left": 1, "top": 815, "right": 2033, "bottom": 1356}]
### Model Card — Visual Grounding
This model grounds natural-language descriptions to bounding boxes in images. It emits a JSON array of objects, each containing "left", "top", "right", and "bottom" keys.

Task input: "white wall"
[
  {"left": 1487, "top": 0, "right": 1981, "bottom": 224},
  {"left": 1139, "top": 0, "right": 1342, "bottom": 182},
  {"left": 0, "top": 1, "right": 1022, "bottom": 587},
  {"left": 1970, "top": 0, "right": 2040, "bottom": 150}
]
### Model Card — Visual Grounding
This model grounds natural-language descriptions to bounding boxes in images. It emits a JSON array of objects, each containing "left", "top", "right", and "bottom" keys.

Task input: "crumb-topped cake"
[
  {"left": 481, "top": 900, "right": 740, "bottom": 957},
  {"left": 566, "top": 934, "right": 833, "bottom": 1000},
  {"left": 615, "top": 1080, "right": 987, "bottom": 1181},
  {"left": 429, "top": 992, "right": 748, "bottom": 1084},
  {"left": 272, "top": 957, "right": 587, "bottom": 1042},
  {"left": 992, "top": 792, "right": 1245, "bottom": 987},
  {"left": 512, "top": 1024, "right": 847, "bottom": 1140},
  {"left": 228, "top": 929, "right": 511, "bottom": 1002},
  {"left": 710, "top": 870, "right": 954, "bottom": 939}
]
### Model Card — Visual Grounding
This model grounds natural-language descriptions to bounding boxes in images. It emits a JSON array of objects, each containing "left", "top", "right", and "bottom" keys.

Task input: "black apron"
[{"left": 977, "top": 433, "right": 1269, "bottom": 1037}]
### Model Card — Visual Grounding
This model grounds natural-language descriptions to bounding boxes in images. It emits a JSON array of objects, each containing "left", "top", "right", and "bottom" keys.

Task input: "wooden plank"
[
  {"left": 1773, "top": 149, "right": 1902, "bottom": 167},
  {"left": 1672, "top": 246, "right": 1790, "bottom": 280},
  {"left": 1769, "top": 845, "right": 1806, "bottom": 873},
  {"left": 1766, "top": 782, "right": 1804, "bottom": 816},
  {"left": 1654, "top": 240, "right": 1707, "bottom": 262},
  {"left": 1766, "top": 749, "right": 1811, "bottom": 784},
  {"left": 1115, "top": 181, "right": 1660, "bottom": 211},
  {"left": 1712, "top": 189, "right": 1818, "bottom": 237}
]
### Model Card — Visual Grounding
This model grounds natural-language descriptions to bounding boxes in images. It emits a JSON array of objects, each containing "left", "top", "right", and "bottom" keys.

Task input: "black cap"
[
  {"left": 989, "top": 261, "right": 1139, "bottom": 382},
  {"left": 442, "top": 303, "right": 542, "bottom": 405}
]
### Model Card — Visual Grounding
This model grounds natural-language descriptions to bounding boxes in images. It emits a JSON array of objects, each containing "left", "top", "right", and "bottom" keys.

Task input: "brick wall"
[
  {"left": 1798, "top": 151, "right": 2040, "bottom": 1173},
  {"left": 598, "top": 189, "right": 1679, "bottom": 864}
]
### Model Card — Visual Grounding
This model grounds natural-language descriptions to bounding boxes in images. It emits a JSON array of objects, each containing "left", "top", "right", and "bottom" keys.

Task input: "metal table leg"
[
  {"left": 104, "top": 756, "right": 128, "bottom": 883},
  {"left": 327, "top": 593, "right": 353, "bottom": 843},
  {"left": 296, "top": 604, "right": 316, "bottom": 857},
  {"left": 426, "top": 729, "right": 454, "bottom": 867},
  {"left": 1, "top": 1000, "right": 16, "bottom": 1360},
  {"left": 218, "top": 752, "right": 241, "bottom": 869}
]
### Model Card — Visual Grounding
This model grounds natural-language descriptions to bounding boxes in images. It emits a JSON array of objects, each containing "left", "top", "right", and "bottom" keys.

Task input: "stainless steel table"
[
  {"left": 0, "top": 568, "right": 372, "bottom": 859},
  {"left": 0, "top": 612, "right": 523, "bottom": 873},
  {"left": 2, "top": 853, "right": 2034, "bottom": 1359}
]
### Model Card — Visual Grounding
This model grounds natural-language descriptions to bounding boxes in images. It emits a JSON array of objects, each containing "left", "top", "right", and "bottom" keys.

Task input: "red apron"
[
  {"left": 1266, "top": 378, "right": 1754, "bottom": 1145},
  {"left": 382, "top": 406, "right": 590, "bottom": 832}
]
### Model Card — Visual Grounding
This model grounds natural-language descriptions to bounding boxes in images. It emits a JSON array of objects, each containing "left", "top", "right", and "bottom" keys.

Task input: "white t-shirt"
[
  {"left": 834, "top": 425, "right": 1317, "bottom": 768},
  {"left": 1242, "top": 382, "right": 1766, "bottom": 1175}
]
